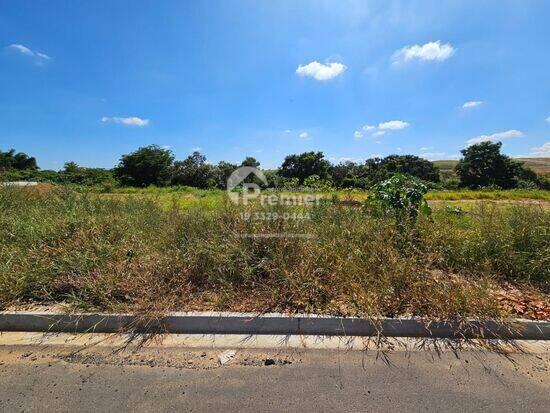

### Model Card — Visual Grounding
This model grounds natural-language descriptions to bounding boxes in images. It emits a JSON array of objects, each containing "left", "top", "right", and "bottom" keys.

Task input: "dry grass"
[{"left": 0, "top": 186, "right": 548, "bottom": 322}]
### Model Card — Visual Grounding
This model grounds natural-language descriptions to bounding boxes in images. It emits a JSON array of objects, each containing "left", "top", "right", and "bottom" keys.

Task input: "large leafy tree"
[
  {"left": 329, "top": 155, "right": 440, "bottom": 189},
  {"left": 0, "top": 149, "right": 38, "bottom": 171},
  {"left": 240, "top": 156, "right": 260, "bottom": 168},
  {"left": 172, "top": 151, "right": 217, "bottom": 188},
  {"left": 215, "top": 161, "right": 238, "bottom": 189},
  {"left": 330, "top": 161, "right": 370, "bottom": 188},
  {"left": 455, "top": 141, "right": 521, "bottom": 189},
  {"left": 380, "top": 155, "right": 440, "bottom": 183},
  {"left": 114, "top": 145, "right": 174, "bottom": 187},
  {"left": 60, "top": 162, "right": 114, "bottom": 185},
  {"left": 279, "top": 151, "right": 330, "bottom": 184}
]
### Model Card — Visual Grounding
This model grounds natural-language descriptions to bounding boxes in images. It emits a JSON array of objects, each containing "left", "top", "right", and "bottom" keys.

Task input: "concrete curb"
[{"left": 0, "top": 311, "right": 548, "bottom": 340}]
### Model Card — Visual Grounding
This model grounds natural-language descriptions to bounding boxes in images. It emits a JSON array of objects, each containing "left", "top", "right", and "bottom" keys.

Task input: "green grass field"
[
  {"left": 1, "top": 185, "right": 548, "bottom": 323},
  {"left": 87, "top": 185, "right": 550, "bottom": 209}
]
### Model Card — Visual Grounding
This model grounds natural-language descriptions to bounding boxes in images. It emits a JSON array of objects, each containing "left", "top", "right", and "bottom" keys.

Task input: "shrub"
[{"left": 365, "top": 174, "right": 431, "bottom": 229}]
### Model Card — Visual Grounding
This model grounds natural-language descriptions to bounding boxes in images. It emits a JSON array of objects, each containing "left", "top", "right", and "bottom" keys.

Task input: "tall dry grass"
[{"left": 0, "top": 186, "right": 548, "bottom": 319}]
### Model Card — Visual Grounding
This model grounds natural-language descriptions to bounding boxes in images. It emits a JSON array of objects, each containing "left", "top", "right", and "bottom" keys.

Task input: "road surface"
[{"left": 0, "top": 344, "right": 548, "bottom": 412}]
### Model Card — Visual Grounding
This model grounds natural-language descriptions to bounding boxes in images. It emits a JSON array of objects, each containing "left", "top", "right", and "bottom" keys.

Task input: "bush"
[{"left": 365, "top": 174, "right": 431, "bottom": 229}]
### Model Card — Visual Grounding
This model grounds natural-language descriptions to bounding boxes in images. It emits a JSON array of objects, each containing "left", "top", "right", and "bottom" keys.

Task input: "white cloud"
[
  {"left": 191, "top": 146, "right": 201, "bottom": 152},
  {"left": 392, "top": 41, "right": 455, "bottom": 64},
  {"left": 419, "top": 146, "right": 433, "bottom": 151},
  {"left": 466, "top": 129, "right": 523, "bottom": 146},
  {"left": 101, "top": 116, "right": 149, "bottom": 127},
  {"left": 36, "top": 52, "right": 51, "bottom": 60},
  {"left": 463, "top": 101, "right": 483, "bottom": 109},
  {"left": 8, "top": 44, "right": 33, "bottom": 56},
  {"left": 378, "top": 120, "right": 409, "bottom": 130},
  {"left": 545, "top": 116, "right": 550, "bottom": 123},
  {"left": 299, "top": 131, "right": 309, "bottom": 139},
  {"left": 357, "top": 120, "right": 409, "bottom": 140},
  {"left": 7, "top": 44, "right": 50, "bottom": 60},
  {"left": 336, "top": 157, "right": 364, "bottom": 163},
  {"left": 528, "top": 142, "right": 550, "bottom": 157},
  {"left": 161, "top": 145, "right": 171, "bottom": 150},
  {"left": 296, "top": 61, "right": 347, "bottom": 81}
]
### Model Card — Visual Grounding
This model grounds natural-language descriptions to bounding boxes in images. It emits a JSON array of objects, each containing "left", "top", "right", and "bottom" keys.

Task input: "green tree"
[
  {"left": 63, "top": 161, "right": 80, "bottom": 174},
  {"left": 0, "top": 149, "right": 38, "bottom": 171},
  {"left": 114, "top": 145, "right": 174, "bottom": 187},
  {"left": 380, "top": 155, "right": 440, "bottom": 183},
  {"left": 172, "top": 151, "right": 217, "bottom": 188},
  {"left": 215, "top": 161, "right": 238, "bottom": 189},
  {"left": 455, "top": 141, "right": 521, "bottom": 189},
  {"left": 330, "top": 161, "right": 366, "bottom": 188},
  {"left": 60, "top": 161, "right": 114, "bottom": 186},
  {"left": 279, "top": 151, "right": 330, "bottom": 184},
  {"left": 240, "top": 157, "right": 260, "bottom": 168}
]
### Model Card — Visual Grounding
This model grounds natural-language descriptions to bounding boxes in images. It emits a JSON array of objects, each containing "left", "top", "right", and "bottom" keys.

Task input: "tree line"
[{"left": 1, "top": 142, "right": 548, "bottom": 190}]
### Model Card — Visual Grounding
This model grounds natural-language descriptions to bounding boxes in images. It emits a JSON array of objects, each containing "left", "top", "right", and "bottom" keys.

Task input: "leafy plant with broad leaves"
[{"left": 365, "top": 173, "right": 431, "bottom": 229}]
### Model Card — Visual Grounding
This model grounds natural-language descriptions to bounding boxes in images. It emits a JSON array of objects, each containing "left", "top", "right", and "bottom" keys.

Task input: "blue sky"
[{"left": 1, "top": 0, "right": 549, "bottom": 170}]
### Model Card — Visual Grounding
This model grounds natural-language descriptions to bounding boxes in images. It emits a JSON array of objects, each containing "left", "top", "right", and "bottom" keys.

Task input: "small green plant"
[{"left": 365, "top": 173, "right": 431, "bottom": 228}]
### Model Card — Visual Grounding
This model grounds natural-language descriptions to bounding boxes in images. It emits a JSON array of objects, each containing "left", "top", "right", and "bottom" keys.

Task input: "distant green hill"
[{"left": 433, "top": 158, "right": 550, "bottom": 177}]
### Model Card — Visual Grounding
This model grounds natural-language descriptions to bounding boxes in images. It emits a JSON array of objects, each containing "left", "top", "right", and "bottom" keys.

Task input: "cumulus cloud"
[
  {"left": 296, "top": 61, "right": 347, "bottom": 81},
  {"left": 101, "top": 116, "right": 149, "bottom": 127},
  {"left": 528, "top": 142, "right": 550, "bottom": 157},
  {"left": 378, "top": 120, "right": 409, "bottom": 130},
  {"left": 299, "top": 131, "right": 309, "bottom": 139},
  {"left": 463, "top": 101, "right": 483, "bottom": 109},
  {"left": 466, "top": 129, "right": 523, "bottom": 146},
  {"left": 355, "top": 120, "right": 409, "bottom": 140},
  {"left": 7, "top": 44, "right": 50, "bottom": 60},
  {"left": 392, "top": 41, "right": 455, "bottom": 64}
]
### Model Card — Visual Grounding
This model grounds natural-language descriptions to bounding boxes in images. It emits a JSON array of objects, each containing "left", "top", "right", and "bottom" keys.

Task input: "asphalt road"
[{"left": 0, "top": 345, "right": 548, "bottom": 412}]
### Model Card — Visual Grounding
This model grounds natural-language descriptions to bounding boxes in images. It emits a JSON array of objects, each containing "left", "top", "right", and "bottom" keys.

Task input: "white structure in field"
[{"left": 0, "top": 181, "right": 39, "bottom": 187}]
